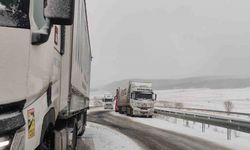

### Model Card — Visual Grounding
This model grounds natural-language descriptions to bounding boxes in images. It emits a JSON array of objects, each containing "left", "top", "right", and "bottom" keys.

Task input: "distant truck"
[
  {"left": 117, "top": 81, "right": 157, "bottom": 117},
  {"left": 103, "top": 94, "right": 114, "bottom": 109}
]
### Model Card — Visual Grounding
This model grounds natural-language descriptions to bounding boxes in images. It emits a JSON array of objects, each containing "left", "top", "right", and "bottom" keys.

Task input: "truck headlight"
[{"left": 0, "top": 136, "right": 10, "bottom": 149}]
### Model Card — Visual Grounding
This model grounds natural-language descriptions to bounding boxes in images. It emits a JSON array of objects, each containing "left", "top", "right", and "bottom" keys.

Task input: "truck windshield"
[
  {"left": 135, "top": 92, "right": 152, "bottom": 100},
  {"left": 0, "top": 0, "right": 30, "bottom": 28},
  {"left": 104, "top": 99, "right": 113, "bottom": 102}
]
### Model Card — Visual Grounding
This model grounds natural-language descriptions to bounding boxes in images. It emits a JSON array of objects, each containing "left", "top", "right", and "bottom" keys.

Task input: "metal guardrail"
[
  {"left": 154, "top": 109, "right": 250, "bottom": 134},
  {"left": 156, "top": 106, "right": 250, "bottom": 116}
]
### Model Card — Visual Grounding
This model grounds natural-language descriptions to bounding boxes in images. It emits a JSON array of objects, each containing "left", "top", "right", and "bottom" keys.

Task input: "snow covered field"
[
  {"left": 155, "top": 88, "right": 250, "bottom": 113},
  {"left": 82, "top": 122, "right": 142, "bottom": 150},
  {"left": 110, "top": 110, "right": 250, "bottom": 150}
]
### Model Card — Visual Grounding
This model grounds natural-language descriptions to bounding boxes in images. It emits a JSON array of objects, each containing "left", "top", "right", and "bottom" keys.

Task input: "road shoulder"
[{"left": 78, "top": 121, "right": 142, "bottom": 150}]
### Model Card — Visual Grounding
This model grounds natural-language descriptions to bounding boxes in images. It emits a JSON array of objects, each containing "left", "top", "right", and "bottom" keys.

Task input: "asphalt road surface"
[{"left": 87, "top": 110, "right": 231, "bottom": 150}]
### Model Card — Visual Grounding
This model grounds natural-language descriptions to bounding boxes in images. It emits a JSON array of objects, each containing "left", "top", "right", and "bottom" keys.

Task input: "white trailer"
[
  {"left": 0, "top": 0, "right": 91, "bottom": 149},
  {"left": 103, "top": 94, "right": 113, "bottom": 109},
  {"left": 117, "top": 81, "right": 157, "bottom": 117}
]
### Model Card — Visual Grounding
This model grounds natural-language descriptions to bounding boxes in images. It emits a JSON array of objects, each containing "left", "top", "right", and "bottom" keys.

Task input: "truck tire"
[
  {"left": 130, "top": 108, "right": 134, "bottom": 117},
  {"left": 126, "top": 107, "right": 130, "bottom": 116},
  {"left": 71, "top": 118, "right": 78, "bottom": 150},
  {"left": 123, "top": 107, "right": 126, "bottom": 114},
  {"left": 118, "top": 107, "right": 122, "bottom": 114},
  {"left": 77, "top": 111, "right": 87, "bottom": 136},
  {"left": 121, "top": 107, "right": 124, "bottom": 114}
]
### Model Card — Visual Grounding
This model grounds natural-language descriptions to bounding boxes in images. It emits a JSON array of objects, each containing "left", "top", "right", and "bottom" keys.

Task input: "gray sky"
[{"left": 86, "top": 0, "right": 250, "bottom": 88}]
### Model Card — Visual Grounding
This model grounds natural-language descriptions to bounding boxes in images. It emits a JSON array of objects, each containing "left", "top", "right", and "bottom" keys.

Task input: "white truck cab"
[
  {"left": 130, "top": 82, "right": 156, "bottom": 117},
  {"left": 103, "top": 94, "right": 114, "bottom": 109},
  {"left": 117, "top": 81, "right": 157, "bottom": 117},
  {"left": 0, "top": 0, "right": 91, "bottom": 149}
]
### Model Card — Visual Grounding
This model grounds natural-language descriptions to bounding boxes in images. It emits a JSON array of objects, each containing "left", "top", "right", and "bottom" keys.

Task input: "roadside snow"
[
  {"left": 110, "top": 110, "right": 250, "bottom": 150},
  {"left": 155, "top": 88, "right": 250, "bottom": 113},
  {"left": 82, "top": 122, "right": 142, "bottom": 150}
]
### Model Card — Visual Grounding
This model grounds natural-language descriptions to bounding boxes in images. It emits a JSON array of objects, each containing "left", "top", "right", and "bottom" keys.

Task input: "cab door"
[{"left": 24, "top": 0, "right": 62, "bottom": 148}]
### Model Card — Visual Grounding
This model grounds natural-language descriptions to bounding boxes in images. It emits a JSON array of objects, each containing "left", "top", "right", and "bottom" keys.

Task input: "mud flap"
[{"left": 55, "top": 129, "right": 68, "bottom": 150}]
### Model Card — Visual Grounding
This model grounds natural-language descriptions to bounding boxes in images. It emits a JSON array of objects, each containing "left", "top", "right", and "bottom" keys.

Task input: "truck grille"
[
  {"left": 0, "top": 100, "right": 26, "bottom": 135},
  {"left": 0, "top": 100, "right": 26, "bottom": 114}
]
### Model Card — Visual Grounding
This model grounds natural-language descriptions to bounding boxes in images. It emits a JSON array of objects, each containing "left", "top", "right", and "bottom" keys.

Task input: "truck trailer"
[
  {"left": 117, "top": 81, "right": 157, "bottom": 117},
  {"left": 0, "top": 0, "right": 91, "bottom": 149}
]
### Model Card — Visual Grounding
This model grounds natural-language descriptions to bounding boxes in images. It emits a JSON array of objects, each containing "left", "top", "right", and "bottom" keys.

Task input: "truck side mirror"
[{"left": 44, "top": 0, "right": 75, "bottom": 25}]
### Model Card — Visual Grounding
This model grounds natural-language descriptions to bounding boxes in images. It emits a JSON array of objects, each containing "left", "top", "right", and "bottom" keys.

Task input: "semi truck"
[
  {"left": 0, "top": 0, "right": 91, "bottom": 149},
  {"left": 103, "top": 94, "right": 113, "bottom": 109},
  {"left": 117, "top": 81, "right": 157, "bottom": 117}
]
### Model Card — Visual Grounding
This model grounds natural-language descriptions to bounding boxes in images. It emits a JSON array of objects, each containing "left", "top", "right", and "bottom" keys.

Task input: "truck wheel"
[
  {"left": 126, "top": 107, "right": 130, "bottom": 116},
  {"left": 118, "top": 107, "right": 122, "bottom": 114},
  {"left": 122, "top": 107, "right": 126, "bottom": 114},
  {"left": 71, "top": 118, "right": 78, "bottom": 150},
  {"left": 37, "top": 126, "right": 55, "bottom": 150},
  {"left": 130, "top": 108, "right": 134, "bottom": 117},
  {"left": 77, "top": 111, "right": 86, "bottom": 136}
]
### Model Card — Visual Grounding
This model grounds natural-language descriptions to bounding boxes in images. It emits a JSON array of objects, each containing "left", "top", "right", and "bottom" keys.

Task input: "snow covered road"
[
  {"left": 87, "top": 109, "right": 231, "bottom": 150},
  {"left": 77, "top": 122, "right": 141, "bottom": 150}
]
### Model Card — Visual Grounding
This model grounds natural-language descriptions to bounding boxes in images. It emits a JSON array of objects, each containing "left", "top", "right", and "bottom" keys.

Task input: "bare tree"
[
  {"left": 175, "top": 102, "right": 184, "bottom": 109},
  {"left": 224, "top": 100, "right": 234, "bottom": 115}
]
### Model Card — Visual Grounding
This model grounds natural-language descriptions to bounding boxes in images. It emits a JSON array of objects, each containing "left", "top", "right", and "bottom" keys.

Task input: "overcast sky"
[{"left": 86, "top": 0, "right": 250, "bottom": 88}]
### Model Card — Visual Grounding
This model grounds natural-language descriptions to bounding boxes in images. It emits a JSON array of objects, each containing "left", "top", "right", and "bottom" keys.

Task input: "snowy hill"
[{"left": 93, "top": 77, "right": 250, "bottom": 92}]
